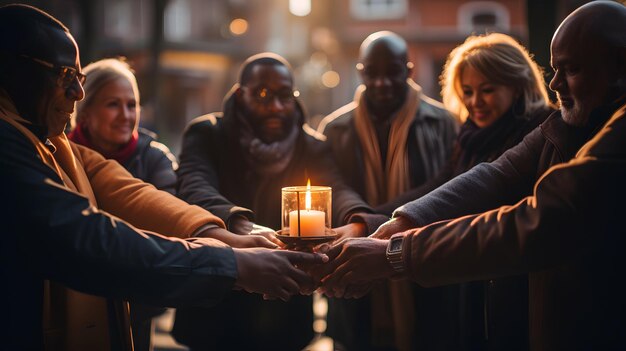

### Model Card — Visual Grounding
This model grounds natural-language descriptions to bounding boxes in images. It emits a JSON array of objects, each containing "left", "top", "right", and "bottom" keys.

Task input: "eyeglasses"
[
  {"left": 243, "top": 86, "right": 297, "bottom": 105},
  {"left": 20, "top": 54, "right": 86, "bottom": 88}
]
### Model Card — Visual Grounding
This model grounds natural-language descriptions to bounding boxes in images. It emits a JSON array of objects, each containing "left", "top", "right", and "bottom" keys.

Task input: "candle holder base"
[{"left": 276, "top": 228, "right": 337, "bottom": 250}]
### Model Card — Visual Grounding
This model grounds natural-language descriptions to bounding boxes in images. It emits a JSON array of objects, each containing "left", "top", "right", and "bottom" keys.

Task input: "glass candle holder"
[{"left": 281, "top": 185, "right": 332, "bottom": 237}]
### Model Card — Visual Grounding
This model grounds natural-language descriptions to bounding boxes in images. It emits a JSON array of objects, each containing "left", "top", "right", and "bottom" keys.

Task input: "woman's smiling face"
[{"left": 460, "top": 65, "right": 517, "bottom": 128}]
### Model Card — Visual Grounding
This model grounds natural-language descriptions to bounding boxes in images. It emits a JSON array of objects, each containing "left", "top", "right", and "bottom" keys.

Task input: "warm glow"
[
  {"left": 305, "top": 179, "right": 311, "bottom": 210},
  {"left": 229, "top": 18, "right": 248, "bottom": 36},
  {"left": 310, "top": 52, "right": 328, "bottom": 66},
  {"left": 289, "top": 0, "right": 311, "bottom": 17},
  {"left": 313, "top": 320, "right": 327, "bottom": 334},
  {"left": 321, "top": 70, "right": 340, "bottom": 88}
]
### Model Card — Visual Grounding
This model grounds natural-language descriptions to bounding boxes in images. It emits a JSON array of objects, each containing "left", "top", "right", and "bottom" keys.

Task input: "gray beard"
[{"left": 560, "top": 104, "right": 589, "bottom": 127}]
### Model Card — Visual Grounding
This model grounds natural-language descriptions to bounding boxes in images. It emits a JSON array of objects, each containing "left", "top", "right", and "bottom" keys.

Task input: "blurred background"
[
  {"left": 4, "top": 1, "right": 622, "bottom": 349},
  {"left": 1, "top": 0, "right": 606, "bottom": 153}
]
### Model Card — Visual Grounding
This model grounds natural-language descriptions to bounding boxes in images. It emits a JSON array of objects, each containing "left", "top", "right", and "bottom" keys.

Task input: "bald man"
[
  {"left": 316, "top": 31, "right": 456, "bottom": 351},
  {"left": 316, "top": 2, "right": 626, "bottom": 350},
  {"left": 317, "top": 31, "right": 456, "bottom": 217}
]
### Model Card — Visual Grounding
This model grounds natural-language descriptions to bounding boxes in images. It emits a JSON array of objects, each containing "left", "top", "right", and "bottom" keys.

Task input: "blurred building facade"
[{"left": 2, "top": 0, "right": 596, "bottom": 152}]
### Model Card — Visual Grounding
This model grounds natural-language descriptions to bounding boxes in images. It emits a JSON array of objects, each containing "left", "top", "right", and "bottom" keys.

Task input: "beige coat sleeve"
[{"left": 72, "top": 142, "right": 225, "bottom": 237}]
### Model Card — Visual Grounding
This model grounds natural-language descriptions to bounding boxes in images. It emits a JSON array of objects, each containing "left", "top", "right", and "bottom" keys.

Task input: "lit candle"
[{"left": 289, "top": 180, "right": 326, "bottom": 237}]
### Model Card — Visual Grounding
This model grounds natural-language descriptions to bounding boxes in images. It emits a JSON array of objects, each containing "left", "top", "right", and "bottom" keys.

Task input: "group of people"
[{"left": 1, "top": 1, "right": 625, "bottom": 351}]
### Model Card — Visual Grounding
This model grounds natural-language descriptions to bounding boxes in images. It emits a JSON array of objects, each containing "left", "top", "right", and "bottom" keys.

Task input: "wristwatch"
[{"left": 386, "top": 234, "right": 405, "bottom": 274}]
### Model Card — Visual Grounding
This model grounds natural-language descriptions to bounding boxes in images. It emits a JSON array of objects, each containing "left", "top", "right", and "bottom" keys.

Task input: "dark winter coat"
[
  {"left": 317, "top": 94, "right": 457, "bottom": 210},
  {"left": 122, "top": 128, "right": 177, "bottom": 195},
  {"left": 318, "top": 90, "right": 456, "bottom": 351},
  {"left": 397, "top": 100, "right": 626, "bottom": 350},
  {"left": 173, "top": 91, "right": 370, "bottom": 351}
]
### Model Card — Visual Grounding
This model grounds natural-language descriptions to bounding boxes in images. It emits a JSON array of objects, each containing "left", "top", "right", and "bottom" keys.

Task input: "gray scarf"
[{"left": 237, "top": 111, "right": 299, "bottom": 176}]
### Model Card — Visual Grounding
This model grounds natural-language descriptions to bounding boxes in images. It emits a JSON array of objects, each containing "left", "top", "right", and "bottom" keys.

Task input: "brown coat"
[{"left": 400, "top": 101, "right": 626, "bottom": 350}]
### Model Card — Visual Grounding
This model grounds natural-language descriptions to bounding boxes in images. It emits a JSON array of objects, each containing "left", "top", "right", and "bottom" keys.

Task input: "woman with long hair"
[{"left": 342, "top": 33, "right": 555, "bottom": 350}]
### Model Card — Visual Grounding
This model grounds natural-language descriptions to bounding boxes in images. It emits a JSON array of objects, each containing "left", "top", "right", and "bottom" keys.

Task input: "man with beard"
[
  {"left": 315, "top": 1, "right": 626, "bottom": 349},
  {"left": 316, "top": 31, "right": 456, "bottom": 351},
  {"left": 172, "top": 53, "right": 369, "bottom": 350}
]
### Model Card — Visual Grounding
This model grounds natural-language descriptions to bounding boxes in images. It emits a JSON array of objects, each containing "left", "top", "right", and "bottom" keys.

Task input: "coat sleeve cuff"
[
  {"left": 348, "top": 212, "right": 390, "bottom": 235},
  {"left": 392, "top": 204, "right": 423, "bottom": 227}
]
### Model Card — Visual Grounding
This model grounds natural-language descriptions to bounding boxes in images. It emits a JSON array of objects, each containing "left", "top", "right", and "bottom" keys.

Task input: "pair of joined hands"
[
  {"left": 308, "top": 216, "right": 416, "bottom": 298},
  {"left": 198, "top": 216, "right": 324, "bottom": 302},
  {"left": 207, "top": 216, "right": 416, "bottom": 301}
]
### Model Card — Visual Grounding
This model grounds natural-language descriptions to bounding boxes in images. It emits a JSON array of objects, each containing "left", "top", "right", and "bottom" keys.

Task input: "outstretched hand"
[
  {"left": 310, "top": 237, "right": 394, "bottom": 298},
  {"left": 334, "top": 222, "right": 367, "bottom": 240},
  {"left": 198, "top": 227, "right": 279, "bottom": 249},
  {"left": 228, "top": 216, "right": 284, "bottom": 247},
  {"left": 233, "top": 248, "right": 328, "bottom": 301},
  {"left": 370, "top": 216, "right": 414, "bottom": 239},
  {"left": 228, "top": 215, "right": 255, "bottom": 235},
  {"left": 249, "top": 223, "right": 284, "bottom": 247}
]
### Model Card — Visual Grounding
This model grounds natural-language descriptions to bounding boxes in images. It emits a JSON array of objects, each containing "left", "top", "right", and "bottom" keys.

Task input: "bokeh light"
[
  {"left": 229, "top": 18, "right": 248, "bottom": 36},
  {"left": 321, "top": 70, "right": 340, "bottom": 88},
  {"left": 289, "top": 0, "right": 311, "bottom": 17}
]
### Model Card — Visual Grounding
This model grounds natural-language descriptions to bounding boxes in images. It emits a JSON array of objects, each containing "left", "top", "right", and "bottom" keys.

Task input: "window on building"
[
  {"left": 472, "top": 12, "right": 497, "bottom": 28},
  {"left": 350, "top": 0, "right": 408, "bottom": 20},
  {"left": 104, "top": 0, "right": 132, "bottom": 38},
  {"left": 458, "top": 1, "right": 510, "bottom": 33},
  {"left": 165, "top": 0, "right": 192, "bottom": 41}
]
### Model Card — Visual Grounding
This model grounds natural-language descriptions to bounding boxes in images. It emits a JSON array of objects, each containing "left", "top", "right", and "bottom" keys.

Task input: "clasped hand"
[
  {"left": 231, "top": 216, "right": 416, "bottom": 301},
  {"left": 301, "top": 216, "right": 415, "bottom": 298},
  {"left": 306, "top": 237, "right": 394, "bottom": 298}
]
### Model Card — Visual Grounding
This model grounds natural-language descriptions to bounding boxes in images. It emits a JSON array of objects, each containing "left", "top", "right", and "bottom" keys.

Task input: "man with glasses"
[
  {"left": 172, "top": 52, "right": 370, "bottom": 351},
  {"left": 0, "top": 5, "right": 327, "bottom": 350},
  {"left": 315, "top": 31, "right": 457, "bottom": 351},
  {"left": 19, "top": 54, "right": 87, "bottom": 87}
]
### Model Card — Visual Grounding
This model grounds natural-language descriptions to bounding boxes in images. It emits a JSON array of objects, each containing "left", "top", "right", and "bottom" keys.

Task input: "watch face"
[{"left": 390, "top": 237, "right": 403, "bottom": 251}]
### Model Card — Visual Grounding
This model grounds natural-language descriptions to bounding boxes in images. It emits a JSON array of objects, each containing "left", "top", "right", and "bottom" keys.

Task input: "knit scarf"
[
  {"left": 354, "top": 79, "right": 421, "bottom": 206},
  {"left": 68, "top": 123, "right": 139, "bottom": 165},
  {"left": 353, "top": 80, "right": 421, "bottom": 351},
  {"left": 456, "top": 107, "right": 521, "bottom": 168},
  {"left": 0, "top": 91, "right": 132, "bottom": 351},
  {"left": 236, "top": 110, "right": 298, "bottom": 177}
]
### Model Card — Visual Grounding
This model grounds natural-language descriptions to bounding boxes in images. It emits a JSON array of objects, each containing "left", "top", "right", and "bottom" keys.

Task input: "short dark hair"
[
  {"left": 238, "top": 52, "right": 293, "bottom": 86},
  {"left": 0, "top": 4, "right": 68, "bottom": 58}
]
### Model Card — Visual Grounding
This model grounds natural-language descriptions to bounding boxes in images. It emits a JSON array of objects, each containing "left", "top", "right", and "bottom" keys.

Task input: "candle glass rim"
[{"left": 282, "top": 185, "right": 332, "bottom": 193}]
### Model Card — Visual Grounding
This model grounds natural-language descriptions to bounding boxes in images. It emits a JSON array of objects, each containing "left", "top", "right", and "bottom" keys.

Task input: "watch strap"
[{"left": 386, "top": 235, "right": 405, "bottom": 273}]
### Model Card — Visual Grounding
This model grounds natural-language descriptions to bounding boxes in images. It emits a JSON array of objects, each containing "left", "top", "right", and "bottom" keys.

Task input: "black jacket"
[
  {"left": 122, "top": 128, "right": 177, "bottom": 195},
  {"left": 318, "top": 90, "right": 456, "bottom": 351},
  {"left": 176, "top": 94, "right": 370, "bottom": 229},
  {"left": 318, "top": 94, "right": 457, "bottom": 209}
]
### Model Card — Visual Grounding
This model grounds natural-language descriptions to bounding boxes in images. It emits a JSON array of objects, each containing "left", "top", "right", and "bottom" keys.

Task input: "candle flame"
[{"left": 305, "top": 179, "right": 311, "bottom": 210}]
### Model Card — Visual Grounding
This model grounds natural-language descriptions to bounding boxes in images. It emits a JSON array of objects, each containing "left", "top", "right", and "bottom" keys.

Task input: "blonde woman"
[
  {"left": 69, "top": 58, "right": 177, "bottom": 195},
  {"left": 349, "top": 33, "right": 554, "bottom": 351},
  {"left": 375, "top": 33, "right": 554, "bottom": 215},
  {"left": 68, "top": 58, "right": 176, "bottom": 351}
]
